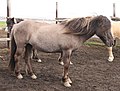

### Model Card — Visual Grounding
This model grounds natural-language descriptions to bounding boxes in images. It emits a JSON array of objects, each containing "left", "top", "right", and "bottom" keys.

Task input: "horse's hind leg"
[
  {"left": 58, "top": 52, "right": 64, "bottom": 65},
  {"left": 24, "top": 44, "right": 37, "bottom": 79},
  {"left": 32, "top": 49, "right": 38, "bottom": 59},
  {"left": 32, "top": 49, "right": 42, "bottom": 63},
  {"left": 14, "top": 48, "right": 24, "bottom": 79},
  {"left": 58, "top": 52, "right": 73, "bottom": 65}
]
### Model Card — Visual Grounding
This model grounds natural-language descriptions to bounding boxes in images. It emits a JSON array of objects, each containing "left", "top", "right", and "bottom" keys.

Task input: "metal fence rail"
[{"left": 0, "top": 38, "right": 10, "bottom": 41}]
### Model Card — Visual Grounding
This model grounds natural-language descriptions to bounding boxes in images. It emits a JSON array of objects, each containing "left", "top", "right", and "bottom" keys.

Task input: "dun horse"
[
  {"left": 6, "top": 17, "right": 72, "bottom": 65},
  {"left": 9, "top": 15, "right": 114, "bottom": 87},
  {"left": 107, "top": 21, "right": 120, "bottom": 62}
]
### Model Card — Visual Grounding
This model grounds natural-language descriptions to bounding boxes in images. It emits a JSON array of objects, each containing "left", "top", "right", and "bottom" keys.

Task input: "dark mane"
[
  {"left": 88, "top": 15, "right": 111, "bottom": 32},
  {"left": 6, "top": 17, "right": 24, "bottom": 24},
  {"left": 61, "top": 15, "right": 110, "bottom": 36},
  {"left": 15, "top": 18, "right": 24, "bottom": 23},
  {"left": 6, "top": 17, "right": 24, "bottom": 33},
  {"left": 61, "top": 16, "right": 92, "bottom": 35}
]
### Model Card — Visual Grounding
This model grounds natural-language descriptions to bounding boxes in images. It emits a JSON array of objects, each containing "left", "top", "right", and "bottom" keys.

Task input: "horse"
[
  {"left": 6, "top": 17, "right": 41, "bottom": 62},
  {"left": 8, "top": 15, "right": 114, "bottom": 87},
  {"left": 6, "top": 17, "right": 73, "bottom": 65},
  {"left": 107, "top": 21, "right": 120, "bottom": 62}
]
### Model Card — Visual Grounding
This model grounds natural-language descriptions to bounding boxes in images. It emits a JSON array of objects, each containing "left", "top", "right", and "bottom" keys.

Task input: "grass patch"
[
  {"left": 84, "top": 41, "right": 104, "bottom": 46},
  {"left": 0, "top": 21, "right": 6, "bottom": 28},
  {"left": 84, "top": 40, "right": 120, "bottom": 47}
]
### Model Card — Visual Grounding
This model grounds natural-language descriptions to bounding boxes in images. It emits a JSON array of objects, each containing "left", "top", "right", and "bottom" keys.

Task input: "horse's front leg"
[
  {"left": 107, "top": 47, "right": 114, "bottom": 62},
  {"left": 62, "top": 50, "right": 72, "bottom": 87}
]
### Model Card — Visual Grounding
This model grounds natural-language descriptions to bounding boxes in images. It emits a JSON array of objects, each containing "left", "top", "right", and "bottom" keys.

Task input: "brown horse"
[
  {"left": 9, "top": 15, "right": 114, "bottom": 87},
  {"left": 107, "top": 21, "right": 120, "bottom": 62}
]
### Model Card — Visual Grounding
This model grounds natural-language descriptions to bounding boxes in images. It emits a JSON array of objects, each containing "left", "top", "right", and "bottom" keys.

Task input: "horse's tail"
[{"left": 8, "top": 28, "right": 16, "bottom": 71}]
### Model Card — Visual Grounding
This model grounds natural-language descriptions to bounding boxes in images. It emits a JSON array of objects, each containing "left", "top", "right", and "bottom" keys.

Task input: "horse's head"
[
  {"left": 6, "top": 17, "right": 16, "bottom": 32},
  {"left": 6, "top": 17, "right": 24, "bottom": 33},
  {"left": 96, "top": 28, "right": 114, "bottom": 47},
  {"left": 90, "top": 15, "right": 114, "bottom": 47}
]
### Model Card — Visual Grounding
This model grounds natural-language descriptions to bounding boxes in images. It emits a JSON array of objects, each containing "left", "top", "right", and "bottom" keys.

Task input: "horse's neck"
[{"left": 80, "top": 33, "right": 95, "bottom": 43}]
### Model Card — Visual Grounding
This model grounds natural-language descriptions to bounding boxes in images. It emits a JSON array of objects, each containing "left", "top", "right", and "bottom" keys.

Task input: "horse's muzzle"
[{"left": 106, "top": 39, "right": 114, "bottom": 47}]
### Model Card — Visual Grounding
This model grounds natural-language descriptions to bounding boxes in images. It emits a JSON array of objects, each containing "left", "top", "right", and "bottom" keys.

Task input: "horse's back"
[{"left": 12, "top": 20, "right": 47, "bottom": 34}]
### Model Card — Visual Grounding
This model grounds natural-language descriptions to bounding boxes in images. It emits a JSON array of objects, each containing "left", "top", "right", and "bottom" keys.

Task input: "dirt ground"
[{"left": 0, "top": 30, "right": 120, "bottom": 91}]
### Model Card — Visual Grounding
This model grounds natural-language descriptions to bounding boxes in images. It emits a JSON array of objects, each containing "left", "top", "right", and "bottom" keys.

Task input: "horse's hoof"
[
  {"left": 63, "top": 81, "right": 71, "bottom": 87},
  {"left": 70, "top": 61, "right": 73, "bottom": 65},
  {"left": 17, "top": 74, "right": 23, "bottom": 79},
  {"left": 59, "top": 61, "right": 64, "bottom": 65},
  {"left": 59, "top": 61, "right": 73, "bottom": 65},
  {"left": 37, "top": 59, "right": 42, "bottom": 63},
  {"left": 67, "top": 78, "right": 72, "bottom": 84},
  {"left": 31, "top": 74, "right": 37, "bottom": 79},
  {"left": 108, "top": 56, "right": 114, "bottom": 62}
]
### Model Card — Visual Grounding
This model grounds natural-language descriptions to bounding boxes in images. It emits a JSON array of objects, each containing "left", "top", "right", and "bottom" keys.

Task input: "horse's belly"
[
  {"left": 31, "top": 40, "right": 61, "bottom": 53},
  {"left": 29, "top": 32, "right": 79, "bottom": 53}
]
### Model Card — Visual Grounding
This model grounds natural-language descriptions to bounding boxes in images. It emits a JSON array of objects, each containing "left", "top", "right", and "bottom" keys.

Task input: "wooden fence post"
[
  {"left": 56, "top": 2, "right": 58, "bottom": 24},
  {"left": 113, "top": 3, "right": 116, "bottom": 17},
  {"left": 7, "top": 0, "right": 11, "bottom": 48}
]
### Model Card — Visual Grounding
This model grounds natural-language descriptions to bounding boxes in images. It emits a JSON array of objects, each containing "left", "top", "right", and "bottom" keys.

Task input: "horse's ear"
[
  {"left": 11, "top": 17, "right": 14, "bottom": 20},
  {"left": 12, "top": 17, "right": 17, "bottom": 24},
  {"left": 6, "top": 17, "right": 10, "bottom": 19}
]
